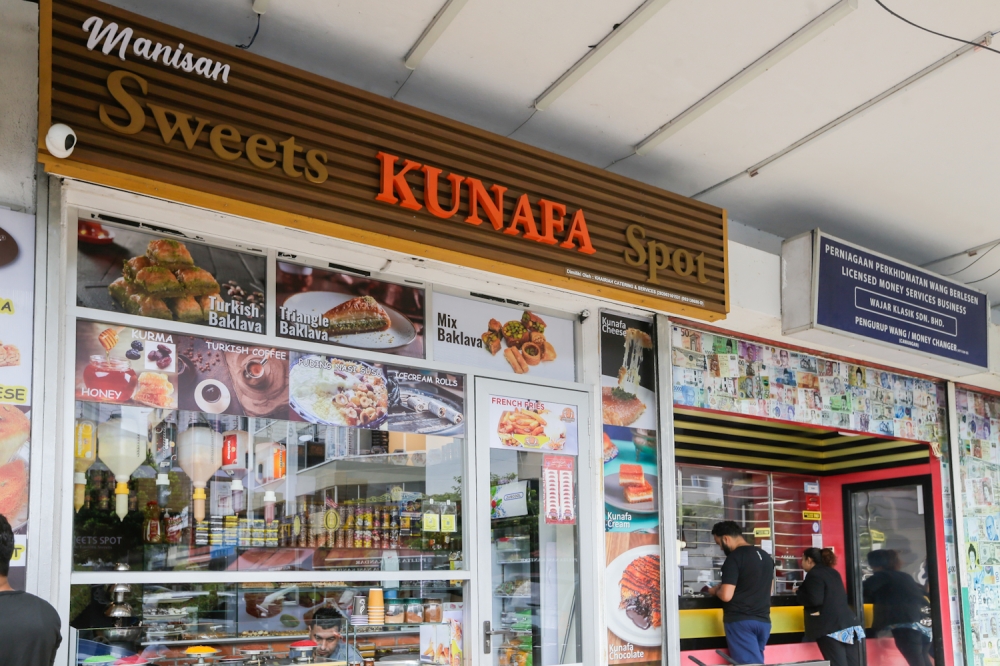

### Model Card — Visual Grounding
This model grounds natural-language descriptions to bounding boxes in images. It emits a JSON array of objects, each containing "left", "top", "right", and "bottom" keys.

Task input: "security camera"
[
  {"left": 579, "top": 309, "right": 591, "bottom": 322},
  {"left": 45, "top": 124, "right": 77, "bottom": 159}
]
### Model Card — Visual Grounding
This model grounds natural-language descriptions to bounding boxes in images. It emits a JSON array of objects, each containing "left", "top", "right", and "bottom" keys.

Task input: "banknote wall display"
[
  {"left": 671, "top": 325, "right": 945, "bottom": 442},
  {"left": 0, "top": 209, "right": 36, "bottom": 590},
  {"left": 76, "top": 222, "right": 267, "bottom": 333},
  {"left": 601, "top": 311, "right": 661, "bottom": 665},
  {"left": 958, "top": 388, "right": 1000, "bottom": 666}
]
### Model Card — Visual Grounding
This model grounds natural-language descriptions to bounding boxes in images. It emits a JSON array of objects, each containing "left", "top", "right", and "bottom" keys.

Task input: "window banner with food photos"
[
  {"left": 431, "top": 292, "right": 575, "bottom": 381},
  {"left": 276, "top": 262, "right": 426, "bottom": 359},
  {"left": 488, "top": 395, "right": 578, "bottom": 455},
  {"left": 75, "top": 321, "right": 465, "bottom": 436},
  {"left": 600, "top": 311, "right": 662, "bottom": 664},
  {"left": 0, "top": 209, "right": 36, "bottom": 591},
  {"left": 670, "top": 325, "right": 946, "bottom": 442},
  {"left": 76, "top": 220, "right": 267, "bottom": 333}
]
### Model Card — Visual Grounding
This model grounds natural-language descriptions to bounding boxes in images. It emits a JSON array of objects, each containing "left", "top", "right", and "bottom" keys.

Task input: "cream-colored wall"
[{"left": 0, "top": 0, "right": 38, "bottom": 214}]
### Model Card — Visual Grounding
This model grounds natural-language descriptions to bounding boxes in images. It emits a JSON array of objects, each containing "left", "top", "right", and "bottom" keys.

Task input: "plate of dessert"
[
  {"left": 604, "top": 464, "right": 658, "bottom": 514},
  {"left": 605, "top": 546, "right": 662, "bottom": 646},
  {"left": 281, "top": 292, "right": 416, "bottom": 349},
  {"left": 289, "top": 355, "right": 390, "bottom": 428}
]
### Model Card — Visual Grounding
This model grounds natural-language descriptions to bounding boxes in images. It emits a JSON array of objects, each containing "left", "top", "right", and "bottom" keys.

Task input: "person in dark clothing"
[
  {"left": 797, "top": 548, "right": 864, "bottom": 666},
  {"left": 0, "top": 513, "right": 62, "bottom": 666},
  {"left": 863, "top": 549, "right": 933, "bottom": 666},
  {"left": 708, "top": 521, "right": 774, "bottom": 664}
]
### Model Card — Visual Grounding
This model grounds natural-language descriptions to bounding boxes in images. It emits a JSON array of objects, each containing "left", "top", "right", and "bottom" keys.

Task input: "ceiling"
[{"left": 103, "top": 0, "right": 1000, "bottom": 310}]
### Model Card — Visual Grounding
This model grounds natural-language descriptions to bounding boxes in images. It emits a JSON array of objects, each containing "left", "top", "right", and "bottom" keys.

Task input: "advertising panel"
[
  {"left": 76, "top": 221, "right": 267, "bottom": 333},
  {"left": 76, "top": 321, "right": 465, "bottom": 436},
  {"left": 432, "top": 292, "right": 575, "bottom": 381},
  {"left": 487, "top": 395, "right": 579, "bottom": 455},
  {"left": 0, "top": 209, "right": 35, "bottom": 591},
  {"left": 600, "top": 311, "right": 661, "bottom": 664},
  {"left": 276, "top": 262, "right": 426, "bottom": 359}
]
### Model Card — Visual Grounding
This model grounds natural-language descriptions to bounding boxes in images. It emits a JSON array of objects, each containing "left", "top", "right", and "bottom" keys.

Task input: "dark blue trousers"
[{"left": 724, "top": 619, "right": 771, "bottom": 664}]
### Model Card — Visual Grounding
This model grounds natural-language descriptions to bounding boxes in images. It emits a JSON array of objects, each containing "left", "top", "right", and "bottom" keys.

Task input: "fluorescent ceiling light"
[
  {"left": 404, "top": 0, "right": 470, "bottom": 70},
  {"left": 634, "top": 0, "right": 858, "bottom": 156},
  {"left": 534, "top": 0, "right": 674, "bottom": 111},
  {"left": 692, "top": 31, "right": 992, "bottom": 198}
]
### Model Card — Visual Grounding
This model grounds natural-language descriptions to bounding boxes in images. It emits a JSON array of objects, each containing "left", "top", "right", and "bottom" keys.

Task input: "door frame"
[
  {"left": 842, "top": 474, "right": 944, "bottom": 666},
  {"left": 473, "top": 376, "right": 596, "bottom": 666}
]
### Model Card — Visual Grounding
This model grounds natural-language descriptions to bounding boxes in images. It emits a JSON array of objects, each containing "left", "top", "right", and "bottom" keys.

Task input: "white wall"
[{"left": 0, "top": 0, "right": 39, "bottom": 213}]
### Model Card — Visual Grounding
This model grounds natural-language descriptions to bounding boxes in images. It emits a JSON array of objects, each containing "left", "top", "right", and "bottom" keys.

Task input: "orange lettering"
[
  {"left": 422, "top": 165, "right": 463, "bottom": 219},
  {"left": 560, "top": 209, "right": 596, "bottom": 255},
  {"left": 504, "top": 194, "right": 542, "bottom": 241},
  {"left": 465, "top": 178, "right": 506, "bottom": 230},
  {"left": 375, "top": 152, "right": 422, "bottom": 211},
  {"left": 538, "top": 199, "right": 566, "bottom": 246}
]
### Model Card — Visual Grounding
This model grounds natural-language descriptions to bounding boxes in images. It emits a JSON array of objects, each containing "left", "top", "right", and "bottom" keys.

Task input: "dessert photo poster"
[
  {"left": 432, "top": 292, "right": 575, "bottom": 381},
  {"left": 76, "top": 222, "right": 267, "bottom": 333},
  {"left": 0, "top": 209, "right": 36, "bottom": 590},
  {"left": 276, "top": 262, "right": 425, "bottom": 359},
  {"left": 600, "top": 311, "right": 662, "bottom": 664}
]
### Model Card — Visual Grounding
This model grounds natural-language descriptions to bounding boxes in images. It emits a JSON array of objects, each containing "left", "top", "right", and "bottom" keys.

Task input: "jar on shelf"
[
  {"left": 424, "top": 598, "right": 442, "bottom": 623},
  {"left": 405, "top": 598, "right": 424, "bottom": 624},
  {"left": 386, "top": 598, "right": 405, "bottom": 624}
]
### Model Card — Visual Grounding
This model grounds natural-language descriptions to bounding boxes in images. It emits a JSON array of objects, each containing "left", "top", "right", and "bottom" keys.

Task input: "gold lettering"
[
  {"left": 279, "top": 137, "right": 303, "bottom": 178},
  {"left": 305, "top": 149, "right": 328, "bottom": 184},
  {"left": 99, "top": 70, "right": 147, "bottom": 135},
  {"left": 148, "top": 103, "right": 210, "bottom": 149},
  {"left": 209, "top": 124, "right": 242, "bottom": 161},
  {"left": 246, "top": 133, "right": 276, "bottom": 169},
  {"left": 672, "top": 249, "right": 695, "bottom": 277},
  {"left": 624, "top": 224, "right": 647, "bottom": 267},
  {"left": 648, "top": 241, "right": 671, "bottom": 284},
  {"left": 695, "top": 252, "right": 708, "bottom": 284}
]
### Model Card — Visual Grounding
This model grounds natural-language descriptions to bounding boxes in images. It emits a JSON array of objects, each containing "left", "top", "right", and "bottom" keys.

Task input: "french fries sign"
[{"left": 489, "top": 394, "right": 579, "bottom": 455}]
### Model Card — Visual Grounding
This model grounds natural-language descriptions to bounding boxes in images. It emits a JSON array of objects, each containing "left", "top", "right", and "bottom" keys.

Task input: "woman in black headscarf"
[{"left": 797, "top": 548, "right": 864, "bottom": 666}]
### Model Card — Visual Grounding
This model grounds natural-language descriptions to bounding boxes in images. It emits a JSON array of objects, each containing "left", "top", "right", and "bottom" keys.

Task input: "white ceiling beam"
[
  {"left": 692, "top": 32, "right": 993, "bottom": 199},
  {"left": 533, "top": 0, "right": 674, "bottom": 111},
  {"left": 404, "top": 0, "right": 470, "bottom": 70},
  {"left": 634, "top": 0, "right": 858, "bottom": 156}
]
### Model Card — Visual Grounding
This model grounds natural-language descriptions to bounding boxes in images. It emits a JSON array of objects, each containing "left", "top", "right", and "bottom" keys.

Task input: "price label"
[
  {"left": 753, "top": 527, "right": 771, "bottom": 538},
  {"left": 803, "top": 511, "right": 822, "bottom": 520}
]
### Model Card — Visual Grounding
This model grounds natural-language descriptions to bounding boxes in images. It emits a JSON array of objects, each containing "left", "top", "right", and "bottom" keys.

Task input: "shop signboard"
[
  {"left": 0, "top": 208, "right": 35, "bottom": 590},
  {"left": 432, "top": 292, "right": 575, "bottom": 381},
  {"left": 782, "top": 230, "right": 989, "bottom": 374},
  {"left": 276, "top": 262, "right": 426, "bottom": 359},
  {"left": 76, "top": 221, "right": 268, "bottom": 334},
  {"left": 74, "top": 320, "right": 465, "bottom": 436},
  {"left": 600, "top": 311, "right": 662, "bottom": 664},
  {"left": 39, "top": 0, "right": 729, "bottom": 321}
]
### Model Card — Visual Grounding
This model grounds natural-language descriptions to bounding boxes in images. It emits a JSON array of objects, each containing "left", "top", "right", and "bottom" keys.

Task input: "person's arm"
[
  {"left": 714, "top": 554, "right": 738, "bottom": 603},
  {"left": 796, "top": 571, "right": 824, "bottom": 607}
]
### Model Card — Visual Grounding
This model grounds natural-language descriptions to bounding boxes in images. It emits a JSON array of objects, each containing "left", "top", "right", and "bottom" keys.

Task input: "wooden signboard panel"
[{"left": 40, "top": 0, "right": 729, "bottom": 319}]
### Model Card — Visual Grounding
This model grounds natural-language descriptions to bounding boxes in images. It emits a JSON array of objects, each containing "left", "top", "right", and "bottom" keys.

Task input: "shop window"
[
  {"left": 676, "top": 465, "right": 818, "bottom": 597},
  {"left": 70, "top": 580, "right": 464, "bottom": 662},
  {"left": 72, "top": 403, "right": 465, "bottom": 574}
]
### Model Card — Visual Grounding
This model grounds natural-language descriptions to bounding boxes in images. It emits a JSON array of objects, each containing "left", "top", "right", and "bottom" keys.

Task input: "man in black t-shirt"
[
  {"left": 0, "top": 514, "right": 61, "bottom": 666},
  {"left": 708, "top": 521, "right": 774, "bottom": 664}
]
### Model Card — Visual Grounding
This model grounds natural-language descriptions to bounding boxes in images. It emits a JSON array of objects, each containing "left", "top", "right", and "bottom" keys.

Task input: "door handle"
[{"left": 483, "top": 621, "right": 512, "bottom": 654}]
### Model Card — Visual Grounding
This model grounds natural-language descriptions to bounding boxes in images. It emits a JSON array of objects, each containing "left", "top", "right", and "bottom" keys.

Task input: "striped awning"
[{"left": 673, "top": 407, "right": 930, "bottom": 475}]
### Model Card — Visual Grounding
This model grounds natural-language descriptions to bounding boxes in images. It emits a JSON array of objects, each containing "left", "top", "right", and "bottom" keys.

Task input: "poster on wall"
[
  {"left": 276, "top": 262, "right": 425, "bottom": 359},
  {"left": 0, "top": 209, "right": 35, "bottom": 591},
  {"left": 487, "top": 394, "right": 579, "bottom": 455},
  {"left": 76, "top": 221, "right": 267, "bottom": 333},
  {"left": 671, "top": 325, "right": 945, "bottom": 442},
  {"left": 432, "top": 292, "right": 575, "bottom": 380},
  {"left": 76, "top": 321, "right": 466, "bottom": 435},
  {"left": 600, "top": 311, "right": 661, "bottom": 663}
]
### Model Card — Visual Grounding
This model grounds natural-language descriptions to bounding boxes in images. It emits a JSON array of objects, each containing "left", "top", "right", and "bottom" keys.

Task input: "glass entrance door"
[
  {"left": 476, "top": 378, "right": 590, "bottom": 666},
  {"left": 846, "top": 478, "right": 941, "bottom": 666}
]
